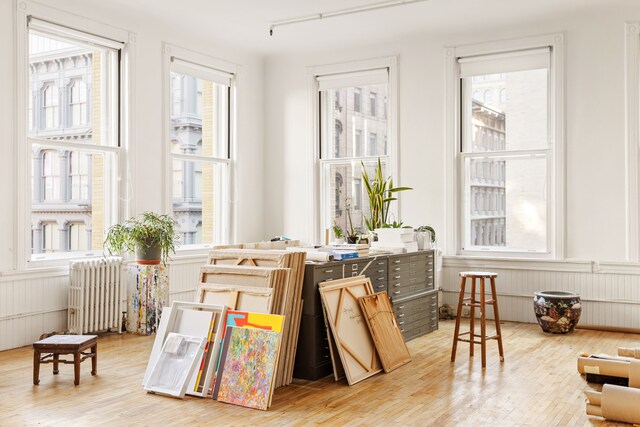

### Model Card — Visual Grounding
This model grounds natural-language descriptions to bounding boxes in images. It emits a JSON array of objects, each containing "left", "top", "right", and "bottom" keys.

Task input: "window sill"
[{"left": 443, "top": 255, "right": 640, "bottom": 275}]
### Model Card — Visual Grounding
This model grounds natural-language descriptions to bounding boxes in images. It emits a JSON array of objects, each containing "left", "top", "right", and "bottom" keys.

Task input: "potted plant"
[
  {"left": 415, "top": 225, "right": 436, "bottom": 250},
  {"left": 345, "top": 201, "right": 359, "bottom": 244},
  {"left": 104, "top": 212, "right": 179, "bottom": 265},
  {"left": 361, "top": 158, "right": 412, "bottom": 232},
  {"left": 332, "top": 223, "right": 346, "bottom": 244}
]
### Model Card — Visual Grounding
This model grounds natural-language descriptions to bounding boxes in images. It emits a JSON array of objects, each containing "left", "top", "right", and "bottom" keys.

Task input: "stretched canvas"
[
  {"left": 319, "top": 276, "right": 382, "bottom": 385},
  {"left": 144, "top": 333, "right": 205, "bottom": 398},
  {"left": 213, "top": 326, "right": 280, "bottom": 410}
]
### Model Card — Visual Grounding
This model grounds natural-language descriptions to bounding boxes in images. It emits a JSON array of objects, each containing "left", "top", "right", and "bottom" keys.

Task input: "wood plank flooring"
[{"left": 0, "top": 320, "right": 637, "bottom": 426}]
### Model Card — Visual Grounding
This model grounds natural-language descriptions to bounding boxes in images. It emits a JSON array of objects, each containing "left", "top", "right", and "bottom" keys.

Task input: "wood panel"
[{"left": 359, "top": 292, "right": 411, "bottom": 373}]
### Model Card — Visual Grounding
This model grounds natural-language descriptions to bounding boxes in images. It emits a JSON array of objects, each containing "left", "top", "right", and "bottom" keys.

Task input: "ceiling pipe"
[{"left": 269, "top": 0, "right": 431, "bottom": 36}]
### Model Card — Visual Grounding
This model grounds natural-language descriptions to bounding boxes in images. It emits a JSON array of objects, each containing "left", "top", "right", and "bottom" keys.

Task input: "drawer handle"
[
  {"left": 398, "top": 320, "right": 405, "bottom": 325},
  {"left": 393, "top": 290, "right": 400, "bottom": 295},
  {"left": 352, "top": 264, "right": 358, "bottom": 271},
  {"left": 397, "top": 305, "right": 405, "bottom": 309},
  {"left": 378, "top": 269, "right": 385, "bottom": 273},
  {"left": 400, "top": 328, "right": 405, "bottom": 332},
  {"left": 428, "top": 269, "right": 433, "bottom": 272},
  {"left": 378, "top": 277, "right": 384, "bottom": 281},
  {"left": 324, "top": 269, "right": 333, "bottom": 273},
  {"left": 394, "top": 267, "right": 401, "bottom": 271},
  {"left": 394, "top": 260, "right": 401, "bottom": 264},
  {"left": 393, "top": 283, "right": 400, "bottom": 288},
  {"left": 394, "top": 275, "right": 401, "bottom": 279},
  {"left": 398, "top": 313, "right": 405, "bottom": 318}
]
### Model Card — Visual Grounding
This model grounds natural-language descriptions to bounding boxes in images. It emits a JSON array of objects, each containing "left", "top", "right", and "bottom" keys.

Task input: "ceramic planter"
[
  {"left": 533, "top": 291, "right": 581, "bottom": 334},
  {"left": 135, "top": 240, "right": 162, "bottom": 265}
]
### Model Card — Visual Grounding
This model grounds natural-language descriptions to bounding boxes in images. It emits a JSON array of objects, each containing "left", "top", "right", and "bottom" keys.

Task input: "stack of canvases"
[
  {"left": 143, "top": 301, "right": 285, "bottom": 410},
  {"left": 319, "top": 275, "right": 412, "bottom": 385},
  {"left": 199, "top": 248, "right": 307, "bottom": 388}
]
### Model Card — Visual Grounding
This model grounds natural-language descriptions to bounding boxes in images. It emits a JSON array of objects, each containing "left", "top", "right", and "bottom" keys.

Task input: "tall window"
[
  {"left": 42, "top": 222, "right": 59, "bottom": 253},
  {"left": 42, "top": 150, "right": 60, "bottom": 201},
  {"left": 69, "top": 79, "right": 88, "bottom": 127},
  {"left": 43, "top": 83, "right": 58, "bottom": 129},
  {"left": 28, "top": 20, "right": 122, "bottom": 258},
  {"left": 369, "top": 92, "right": 377, "bottom": 117},
  {"left": 458, "top": 46, "right": 552, "bottom": 254},
  {"left": 353, "top": 88, "right": 362, "bottom": 113},
  {"left": 368, "top": 132, "right": 378, "bottom": 157},
  {"left": 317, "top": 67, "right": 392, "bottom": 235},
  {"left": 69, "top": 151, "right": 89, "bottom": 201},
  {"left": 69, "top": 222, "right": 88, "bottom": 251},
  {"left": 168, "top": 55, "right": 233, "bottom": 247}
]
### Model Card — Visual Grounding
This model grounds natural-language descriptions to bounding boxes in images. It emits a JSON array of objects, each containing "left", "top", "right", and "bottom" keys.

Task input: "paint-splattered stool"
[{"left": 33, "top": 334, "right": 97, "bottom": 385}]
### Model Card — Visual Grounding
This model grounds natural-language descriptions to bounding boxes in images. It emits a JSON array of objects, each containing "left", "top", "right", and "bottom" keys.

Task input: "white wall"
[
  {"left": 263, "top": 2, "right": 640, "bottom": 263},
  {"left": 0, "top": 0, "right": 265, "bottom": 350}
]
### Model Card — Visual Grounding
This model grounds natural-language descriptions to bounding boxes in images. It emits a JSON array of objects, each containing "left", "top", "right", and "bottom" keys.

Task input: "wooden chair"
[
  {"left": 451, "top": 271, "right": 504, "bottom": 368},
  {"left": 33, "top": 335, "right": 97, "bottom": 386}
]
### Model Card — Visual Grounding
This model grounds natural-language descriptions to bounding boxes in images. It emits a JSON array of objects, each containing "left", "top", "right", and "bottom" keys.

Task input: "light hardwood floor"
[{"left": 0, "top": 320, "right": 637, "bottom": 426}]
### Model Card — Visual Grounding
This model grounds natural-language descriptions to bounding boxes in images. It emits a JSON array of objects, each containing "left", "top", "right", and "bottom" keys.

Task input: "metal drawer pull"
[
  {"left": 393, "top": 283, "right": 400, "bottom": 287},
  {"left": 394, "top": 267, "right": 401, "bottom": 271},
  {"left": 398, "top": 313, "right": 405, "bottom": 317},
  {"left": 352, "top": 264, "right": 358, "bottom": 270},
  {"left": 393, "top": 290, "right": 400, "bottom": 295},
  {"left": 397, "top": 305, "right": 405, "bottom": 309},
  {"left": 378, "top": 269, "right": 385, "bottom": 273},
  {"left": 378, "top": 277, "right": 384, "bottom": 281},
  {"left": 398, "top": 320, "right": 405, "bottom": 325},
  {"left": 324, "top": 269, "right": 333, "bottom": 273},
  {"left": 428, "top": 268, "right": 433, "bottom": 272},
  {"left": 394, "top": 260, "right": 401, "bottom": 264},
  {"left": 394, "top": 275, "right": 401, "bottom": 279}
]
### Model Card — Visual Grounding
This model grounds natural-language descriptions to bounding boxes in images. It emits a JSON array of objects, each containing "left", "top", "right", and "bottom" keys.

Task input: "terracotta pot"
[{"left": 533, "top": 291, "right": 581, "bottom": 334}]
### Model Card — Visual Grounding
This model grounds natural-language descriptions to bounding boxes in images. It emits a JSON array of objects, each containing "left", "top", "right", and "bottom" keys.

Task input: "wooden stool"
[
  {"left": 33, "top": 335, "right": 97, "bottom": 386},
  {"left": 451, "top": 271, "right": 504, "bottom": 368}
]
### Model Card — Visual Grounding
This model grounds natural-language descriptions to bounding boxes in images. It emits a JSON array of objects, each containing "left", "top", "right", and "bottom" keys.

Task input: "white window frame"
[
  {"left": 626, "top": 23, "right": 640, "bottom": 261},
  {"left": 445, "top": 33, "right": 566, "bottom": 259},
  {"left": 15, "top": 1, "right": 135, "bottom": 268},
  {"left": 309, "top": 56, "right": 399, "bottom": 244},
  {"left": 162, "top": 43, "right": 237, "bottom": 253}
]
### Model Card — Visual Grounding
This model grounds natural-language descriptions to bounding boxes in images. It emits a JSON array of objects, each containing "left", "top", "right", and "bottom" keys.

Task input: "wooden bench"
[{"left": 33, "top": 335, "right": 97, "bottom": 386}]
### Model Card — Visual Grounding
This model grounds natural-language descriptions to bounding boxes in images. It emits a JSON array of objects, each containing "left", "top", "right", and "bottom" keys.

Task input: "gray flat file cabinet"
[{"left": 293, "top": 249, "right": 437, "bottom": 381}]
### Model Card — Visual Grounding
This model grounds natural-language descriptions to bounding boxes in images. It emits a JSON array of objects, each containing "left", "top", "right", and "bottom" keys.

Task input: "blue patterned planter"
[{"left": 533, "top": 291, "right": 581, "bottom": 334}]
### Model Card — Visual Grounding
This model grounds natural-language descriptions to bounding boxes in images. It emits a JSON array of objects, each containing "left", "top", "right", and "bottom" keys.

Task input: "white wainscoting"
[
  {"left": 440, "top": 257, "right": 640, "bottom": 330},
  {"left": 0, "top": 269, "right": 70, "bottom": 351},
  {"left": 0, "top": 256, "right": 207, "bottom": 352}
]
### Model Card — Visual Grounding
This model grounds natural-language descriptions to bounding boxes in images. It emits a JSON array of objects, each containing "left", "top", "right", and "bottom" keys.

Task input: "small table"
[{"left": 33, "top": 335, "right": 97, "bottom": 386}]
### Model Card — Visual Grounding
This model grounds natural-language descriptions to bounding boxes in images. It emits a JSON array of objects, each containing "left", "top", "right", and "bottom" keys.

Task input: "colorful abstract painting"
[
  {"left": 214, "top": 326, "right": 280, "bottom": 410},
  {"left": 225, "top": 311, "right": 284, "bottom": 334}
]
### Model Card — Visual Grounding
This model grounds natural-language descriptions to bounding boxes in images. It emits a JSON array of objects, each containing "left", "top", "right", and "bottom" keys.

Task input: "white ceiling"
[{"left": 56, "top": 0, "right": 626, "bottom": 55}]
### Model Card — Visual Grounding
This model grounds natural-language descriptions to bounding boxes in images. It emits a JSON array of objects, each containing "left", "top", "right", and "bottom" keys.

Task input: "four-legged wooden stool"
[
  {"left": 451, "top": 271, "right": 504, "bottom": 368},
  {"left": 33, "top": 335, "right": 97, "bottom": 385}
]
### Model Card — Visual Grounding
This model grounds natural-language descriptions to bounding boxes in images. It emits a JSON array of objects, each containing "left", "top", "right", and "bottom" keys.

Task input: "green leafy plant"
[
  {"left": 104, "top": 212, "right": 179, "bottom": 265},
  {"left": 415, "top": 225, "right": 436, "bottom": 243},
  {"left": 382, "top": 220, "right": 412, "bottom": 229},
  {"left": 361, "top": 158, "right": 412, "bottom": 231},
  {"left": 332, "top": 223, "right": 345, "bottom": 239},
  {"left": 345, "top": 201, "right": 359, "bottom": 243}
]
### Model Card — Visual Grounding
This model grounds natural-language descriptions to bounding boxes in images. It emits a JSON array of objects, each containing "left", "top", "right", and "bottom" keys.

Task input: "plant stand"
[{"left": 127, "top": 264, "right": 169, "bottom": 335}]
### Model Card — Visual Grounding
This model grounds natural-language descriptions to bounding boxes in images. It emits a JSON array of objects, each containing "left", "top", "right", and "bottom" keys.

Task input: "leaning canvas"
[{"left": 213, "top": 326, "right": 280, "bottom": 410}]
